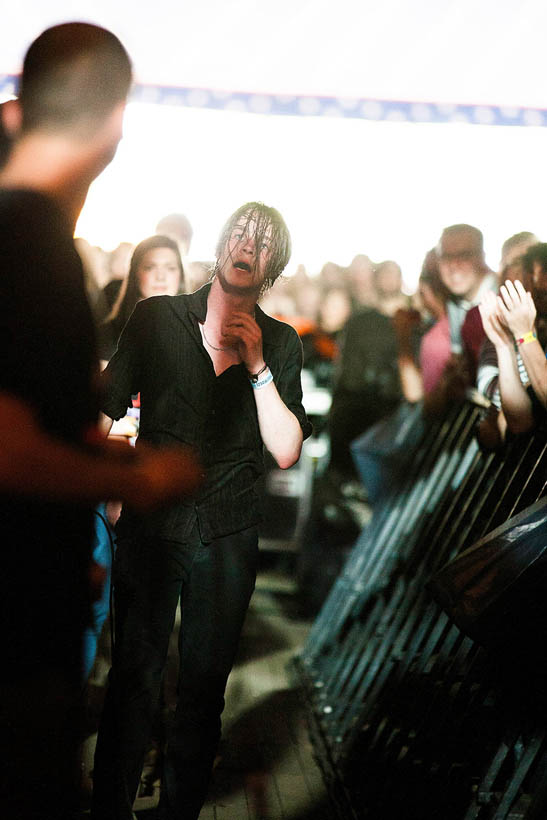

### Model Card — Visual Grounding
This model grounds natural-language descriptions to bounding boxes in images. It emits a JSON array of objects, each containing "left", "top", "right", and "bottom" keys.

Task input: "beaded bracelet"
[
  {"left": 517, "top": 331, "right": 537, "bottom": 346},
  {"left": 250, "top": 368, "right": 274, "bottom": 389}
]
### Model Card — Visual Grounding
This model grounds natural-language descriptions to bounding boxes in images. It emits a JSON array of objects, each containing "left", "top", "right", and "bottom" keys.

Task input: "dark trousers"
[{"left": 91, "top": 522, "right": 258, "bottom": 820}]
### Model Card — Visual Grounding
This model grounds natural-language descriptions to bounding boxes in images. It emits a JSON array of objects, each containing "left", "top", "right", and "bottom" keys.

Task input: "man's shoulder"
[
  {"left": 129, "top": 293, "right": 197, "bottom": 333},
  {"left": 0, "top": 187, "right": 64, "bottom": 225},
  {"left": 0, "top": 188, "right": 72, "bottom": 262},
  {"left": 256, "top": 307, "right": 301, "bottom": 346}
]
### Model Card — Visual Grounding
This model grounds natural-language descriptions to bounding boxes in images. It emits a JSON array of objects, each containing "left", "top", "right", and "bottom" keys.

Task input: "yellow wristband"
[{"left": 516, "top": 331, "right": 537, "bottom": 346}]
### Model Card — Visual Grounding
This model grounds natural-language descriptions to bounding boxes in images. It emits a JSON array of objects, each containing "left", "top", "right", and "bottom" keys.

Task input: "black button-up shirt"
[{"left": 102, "top": 283, "right": 312, "bottom": 542}]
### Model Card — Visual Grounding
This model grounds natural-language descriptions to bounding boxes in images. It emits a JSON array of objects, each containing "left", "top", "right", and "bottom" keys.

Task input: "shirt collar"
[{"left": 185, "top": 280, "right": 276, "bottom": 341}]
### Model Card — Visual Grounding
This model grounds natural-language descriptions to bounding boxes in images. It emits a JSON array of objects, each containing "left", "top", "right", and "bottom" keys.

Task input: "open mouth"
[{"left": 234, "top": 261, "right": 252, "bottom": 272}]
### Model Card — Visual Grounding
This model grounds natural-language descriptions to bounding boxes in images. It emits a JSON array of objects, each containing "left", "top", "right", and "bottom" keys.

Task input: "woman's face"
[{"left": 137, "top": 247, "right": 181, "bottom": 299}]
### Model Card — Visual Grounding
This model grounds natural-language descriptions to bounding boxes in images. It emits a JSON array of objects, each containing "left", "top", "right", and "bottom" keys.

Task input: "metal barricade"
[{"left": 293, "top": 397, "right": 547, "bottom": 819}]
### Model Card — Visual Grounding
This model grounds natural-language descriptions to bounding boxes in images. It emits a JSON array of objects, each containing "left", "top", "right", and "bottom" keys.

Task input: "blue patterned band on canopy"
[{"left": 1, "top": 75, "right": 546, "bottom": 127}]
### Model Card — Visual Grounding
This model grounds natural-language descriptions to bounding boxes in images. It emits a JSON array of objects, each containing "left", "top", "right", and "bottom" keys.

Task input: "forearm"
[
  {"left": 517, "top": 341, "right": 547, "bottom": 408},
  {"left": 0, "top": 411, "right": 135, "bottom": 503},
  {"left": 397, "top": 354, "right": 424, "bottom": 403},
  {"left": 100, "top": 412, "right": 114, "bottom": 436},
  {"left": 0, "top": 393, "right": 195, "bottom": 506},
  {"left": 252, "top": 380, "right": 303, "bottom": 469},
  {"left": 495, "top": 346, "right": 534, "bottom": 432}
]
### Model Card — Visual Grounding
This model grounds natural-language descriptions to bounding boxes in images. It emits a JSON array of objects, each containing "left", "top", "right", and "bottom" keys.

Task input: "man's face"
[
  {"left": 217, "top": 214, "right": 272, "bottom": 295},
  {"left": 438, "top": 230, "right": 484, "bottom": 301}
]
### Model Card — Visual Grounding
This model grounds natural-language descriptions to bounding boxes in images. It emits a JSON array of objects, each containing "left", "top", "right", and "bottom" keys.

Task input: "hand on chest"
[{"left": 199, "top": 321, "right": 242, "bottom": 376}]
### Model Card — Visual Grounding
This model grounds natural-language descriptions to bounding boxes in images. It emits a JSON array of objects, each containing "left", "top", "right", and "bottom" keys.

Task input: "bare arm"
[
  {"left": 498, "top": 280, "right": 547, "bottom": 409},
  {"left": 250, "top": 378, "right": 303, "bottom": 469},
  {"left": 99, "top": 411, "right": 113, "bottom": 436},
  {"left": 0, "top": 392, "right": 201, "bottom": 508},
  {"left": 397, "top": 354, "right": 424, "bottom": 403},
  {"left": 393, "top": 308, "right": 424, "bottom": 403},
  {"left": 478, "top": 291, "right": 534, "bottom": 434}
]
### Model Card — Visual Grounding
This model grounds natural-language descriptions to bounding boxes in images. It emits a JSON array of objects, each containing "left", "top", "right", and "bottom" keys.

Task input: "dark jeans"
[{"left": 91, "top": 522, "right": 258, "bottom": 820}]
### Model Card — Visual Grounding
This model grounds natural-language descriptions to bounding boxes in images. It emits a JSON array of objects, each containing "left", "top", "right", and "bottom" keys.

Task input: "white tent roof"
[
  {"left": 3, "top": 0, "right": 547, "bottom": 118},
  {"left": 1, "top": 2, "right": 545, "bottom": 282}
]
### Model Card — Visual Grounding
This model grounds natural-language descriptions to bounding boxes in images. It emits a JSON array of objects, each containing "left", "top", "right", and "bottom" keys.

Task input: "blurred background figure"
[
  {"left": 422, "top": 224, "right": 497, "bottom": 416},
  {"left": 155, "top": 211, "right": 211, "bottom": 292},
  {"left": 100, "top": 241, "right": 134, "bottom": 315},
  {"left": 394, "top": 248, "right": 450, "bottom": 404},
  {"left": 74, "top": 237, "right": 110, "bottom": 324},
  {"left": 156, "top": 211, "right": 193, "bottom": 257},
  {"left": 347, "top": 253, "right": 377, "bottom": 308},
  {"left": 499, "top": 230, "right": 539, "bottom": 272},
  {"left": 318, "top": 260, "right": 347, "bottom": 290},
  {"left": 373, "top": 259, "right": 409, "bottom": 316},
  {"left": 0, "top": 101, "right": 12, "bottom": 169},
  {"left": 99, "top": 234, "right": 184, "bottom": 361}
]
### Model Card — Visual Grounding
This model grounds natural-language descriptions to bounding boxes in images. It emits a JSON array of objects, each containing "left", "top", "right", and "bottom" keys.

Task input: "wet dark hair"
[
  {"left": 106, "top": 235, "right": 183, "bottom": 330},
  {"left": 20, "top": 22, "right": 132, "bottom": 134},
  {"left": 214, "top": 202, "right": 291, "bottom": 295}
]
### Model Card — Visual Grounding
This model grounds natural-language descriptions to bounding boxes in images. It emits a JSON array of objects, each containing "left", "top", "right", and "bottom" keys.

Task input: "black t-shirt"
[
  {"left": 0, "top": 188, "right": 99, "bottom": 664},
  {"left": 102, "top": 284, "right": 312, "bottom": 542}
]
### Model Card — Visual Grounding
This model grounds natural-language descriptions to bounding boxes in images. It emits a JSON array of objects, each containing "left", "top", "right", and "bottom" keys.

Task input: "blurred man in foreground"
[{"left": 0, "top": 23, "right": 199, "bottom": 818}]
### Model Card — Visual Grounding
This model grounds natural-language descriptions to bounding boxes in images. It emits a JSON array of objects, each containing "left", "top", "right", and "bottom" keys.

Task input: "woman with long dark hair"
[{"left": 99, "top": 234, "right": 184, "bottom": 361}]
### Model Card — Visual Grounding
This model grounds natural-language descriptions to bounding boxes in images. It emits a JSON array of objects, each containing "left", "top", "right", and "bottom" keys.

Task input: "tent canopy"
[
  {"left": 1, "top": 2, "right": 545, "bottom": 282},
  {"left": 2, "top": 0, "right": 547, "bottom": 120}
]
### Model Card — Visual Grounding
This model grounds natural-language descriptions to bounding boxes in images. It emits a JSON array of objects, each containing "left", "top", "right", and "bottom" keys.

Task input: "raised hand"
[
  {"left": 222, "top": 312, "right": 265, "bottom": 373},
  {"left": 497, "top": 279, "right": 536, "bottom": 340},
  {"left": 478, "top": 290, "right": 513, "bottom": 349}
]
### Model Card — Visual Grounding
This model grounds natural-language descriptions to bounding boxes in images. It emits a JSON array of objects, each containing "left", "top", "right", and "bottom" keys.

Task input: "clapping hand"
[
  {"left": 497, "top": 279, "right": 536, "bottom": 340},
  {"left": 479, "top": 290, "right": 513, "bottom": 349}
]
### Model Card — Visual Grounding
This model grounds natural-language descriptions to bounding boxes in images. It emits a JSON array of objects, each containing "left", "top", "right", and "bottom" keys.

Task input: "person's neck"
[
  {"left": 206, "top": 276, "right": 258, "bottom": 324},
  {"left": 462, "top": 271, "right": 489, "bottom": 304},
  {"left": 0, "top": 134, "right": 93, "bottom": 230}
]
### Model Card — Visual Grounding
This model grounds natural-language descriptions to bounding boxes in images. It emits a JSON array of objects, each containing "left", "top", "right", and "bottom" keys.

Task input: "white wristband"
[{"left": 250, "top": 368, "right": 273, "bottom": 389}]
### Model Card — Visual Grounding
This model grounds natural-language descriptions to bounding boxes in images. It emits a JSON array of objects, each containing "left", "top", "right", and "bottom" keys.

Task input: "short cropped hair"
[
  {"left": 19, "top": 22, "right": 132, "bottom": 134},
  {"left": 501, "top": 231, "right": 538, "bottom": 260},
  {"left": 215, "top": 202, "right": 291, "bottom": 294}
]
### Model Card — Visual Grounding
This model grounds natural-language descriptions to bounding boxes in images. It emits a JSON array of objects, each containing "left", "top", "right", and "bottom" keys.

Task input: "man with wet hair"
[
  {"left": 92, "top": 202, "right": 311, "bottom": 819},
  {"left": 0, "top": 23, "right": 199, "bottom": 819}
]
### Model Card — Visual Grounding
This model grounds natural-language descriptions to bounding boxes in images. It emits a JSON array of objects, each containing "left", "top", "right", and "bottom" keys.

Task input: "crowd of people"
[
  {"left": 82, "top": 220, "right": 546, "bottom": 474},
  {"left": 1, "top": 19, "right": 546, "bottom": 820}
]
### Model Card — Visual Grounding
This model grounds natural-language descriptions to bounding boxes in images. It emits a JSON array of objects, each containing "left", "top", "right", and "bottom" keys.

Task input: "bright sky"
[{"left": 76, "top": 102, "right": 546, "bottom": 291}]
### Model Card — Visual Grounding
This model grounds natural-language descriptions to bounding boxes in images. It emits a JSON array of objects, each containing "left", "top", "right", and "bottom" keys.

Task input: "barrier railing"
[{"left": 292, "top": 397, "right": 547, "bottom": 820}]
